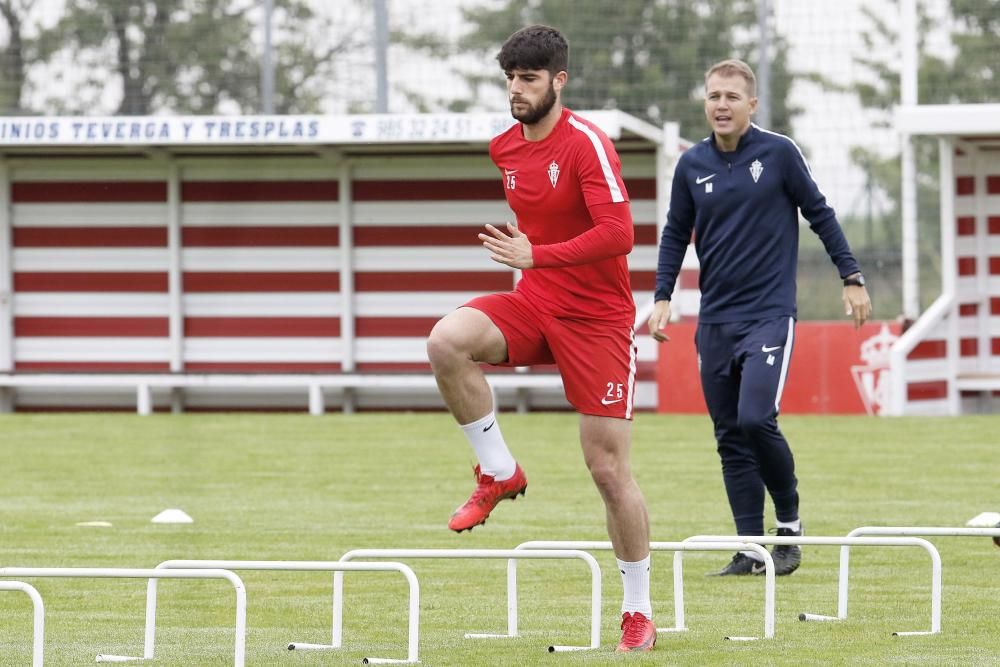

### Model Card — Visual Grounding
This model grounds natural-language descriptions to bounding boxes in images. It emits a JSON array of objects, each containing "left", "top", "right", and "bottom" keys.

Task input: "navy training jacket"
[{"left": 654, "top": 124, "right": 860, "bottom": 323}]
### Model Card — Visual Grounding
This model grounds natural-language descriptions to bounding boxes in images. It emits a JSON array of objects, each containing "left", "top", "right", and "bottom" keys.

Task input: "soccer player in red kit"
[{"left": 426, "top": 25, "right": 655, "bottom": 652}]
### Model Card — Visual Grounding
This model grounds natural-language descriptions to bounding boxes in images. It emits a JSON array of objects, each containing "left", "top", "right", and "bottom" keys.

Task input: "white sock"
[
  {"left": 459, "top": 412, "right": 516, "bottom": 480},
  {"left": 617, "top": 556, "right": 652, "bottom": 618},
  {"left": 776, "top": 519, "right": 801, "bottom": 532}
]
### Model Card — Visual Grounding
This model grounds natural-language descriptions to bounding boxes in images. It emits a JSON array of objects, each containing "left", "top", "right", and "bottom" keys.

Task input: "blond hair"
[{"left": 705, "top": 59, "right": 756, "bottom": 97}]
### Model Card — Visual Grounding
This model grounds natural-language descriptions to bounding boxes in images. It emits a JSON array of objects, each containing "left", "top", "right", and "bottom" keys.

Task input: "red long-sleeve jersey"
[{"left": 489, "top": 108, "right": 635, "bottom": 325}]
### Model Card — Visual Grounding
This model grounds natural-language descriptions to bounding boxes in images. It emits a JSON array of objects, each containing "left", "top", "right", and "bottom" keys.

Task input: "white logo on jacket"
[
  {"left": 750, "top": 159, "right": 763, "bottom": 183},
  {"left": 548, "top": 160, "right": 560, "bottom": 188}
]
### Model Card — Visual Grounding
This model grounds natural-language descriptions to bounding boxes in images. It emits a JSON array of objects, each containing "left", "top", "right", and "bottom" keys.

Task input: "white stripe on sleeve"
[
  {"left": 754, "top": 123, "right": 831, "bottom": 200},
  {"left": 567, "top": 115, "right": 625, "bottom": 203}
]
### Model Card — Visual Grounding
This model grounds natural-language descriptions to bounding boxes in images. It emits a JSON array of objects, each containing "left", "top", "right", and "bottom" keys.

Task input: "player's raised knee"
[{"left": 426, "top": 317, "right": 466, "bottom": 368}]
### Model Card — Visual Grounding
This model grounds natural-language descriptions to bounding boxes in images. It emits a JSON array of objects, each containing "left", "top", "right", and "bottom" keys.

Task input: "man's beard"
[{"left": 510, "top": 83, "right": 557, "bottom": 125}]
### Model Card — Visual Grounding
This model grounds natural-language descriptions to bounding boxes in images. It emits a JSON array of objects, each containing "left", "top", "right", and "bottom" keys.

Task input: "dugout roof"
[
  {"left": 0, "top": 109, "right": 680, "bottom": 413},
  {"left": 0, "top": 110, "right": 665, "bottom": 157},
  {"left": 895, "top": 103, "right": 1000, "bottom": 142}
]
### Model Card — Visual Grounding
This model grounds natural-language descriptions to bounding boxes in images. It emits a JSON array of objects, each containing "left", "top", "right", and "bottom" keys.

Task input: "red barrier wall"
[{"left": 655, "top": 321, "right": 902, "bottom": 415}]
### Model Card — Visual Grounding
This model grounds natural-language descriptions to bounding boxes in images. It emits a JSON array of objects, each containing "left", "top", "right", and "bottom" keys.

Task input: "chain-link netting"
[{"left": 1, "top": 0, "right": 996, "bottom": 317}]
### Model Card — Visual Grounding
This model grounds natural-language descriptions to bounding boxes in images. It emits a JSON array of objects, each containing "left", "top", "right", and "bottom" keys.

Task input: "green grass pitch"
[{"left": 0, "top": 412, "right": 998, "bottom": 665}]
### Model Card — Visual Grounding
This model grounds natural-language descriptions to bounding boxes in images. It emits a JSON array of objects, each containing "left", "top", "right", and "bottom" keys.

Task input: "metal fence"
[{"left": 1, "top": 0, "right": 995, "bottom": 319}]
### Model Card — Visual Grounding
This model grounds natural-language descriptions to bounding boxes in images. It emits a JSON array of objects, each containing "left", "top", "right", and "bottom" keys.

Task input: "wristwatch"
[{"left": 843, "top": 273, "right": 865, "bottom": 287}]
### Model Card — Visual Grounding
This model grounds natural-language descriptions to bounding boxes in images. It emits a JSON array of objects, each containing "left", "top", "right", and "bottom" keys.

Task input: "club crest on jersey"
[
  {"left": 548, "top": 160, "right": 560, "bottom": 188},
  {"left": 750, "top": 159, "right": 763, "bottom": 183}
]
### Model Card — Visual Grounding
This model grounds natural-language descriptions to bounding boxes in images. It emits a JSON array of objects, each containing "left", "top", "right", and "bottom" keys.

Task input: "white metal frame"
[
  {"left": 888, "top": 135, "right": 959, "bottom": 415},
  {"left": 892, "top": 91, "right": 1000, "bottom": 414},
  {"left": 337, "top": 157, "right": 358, "bottom": 412},
  {"left": 895, "top": 103, "right": 1000, "bottom": 137},
  {"left": 900, "top": 0, "right": 919, "bottom": 319},
  {"left": 0, "top": 581, "right": 44, "bottom": 667},
  {"left": 167, "top": 160, "right": 183, "bottom": 376},
  {"left": 0, "top": 371, "right": 563, "bottom": 415},
  {"left": 962, "top": 140, "right": 1000, "bottom": 401},
  {"left": 634, "top": 120, "right": 684, "bottom": 329},
  {"left": 512, "top": 540, "right": 775, "bottom": 641},
  {"left": 333, "top": 548, "right": 602, "bottom": 653},
  {"left": 685, "top": 535, "right": 942, "bottom": 635},
  {"left": 0, "top": 160, "right": 11, "bottom": 383},
  {"left": 888, "top": 295, "right": 956, "bottom": 415},
  {"left": 145, "top": 560, "right": 419, "bottom": 665},
  {"left": 810, "top": 526, "right": 1000, "bottom": 632},
  {"left": 941, "top": 137, "right": 960, "bottom": 412},
  {"left": 0, "top": 567, "right": 246, "bottom": 665}
]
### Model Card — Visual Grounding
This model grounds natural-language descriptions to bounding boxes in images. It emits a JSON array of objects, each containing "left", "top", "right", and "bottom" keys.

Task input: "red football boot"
[
  {"left": 448, "top": 464, "right": 527, "bottom": 532},
  {"left": 616, "top": 611, "right": 656, "bottom": 653}
]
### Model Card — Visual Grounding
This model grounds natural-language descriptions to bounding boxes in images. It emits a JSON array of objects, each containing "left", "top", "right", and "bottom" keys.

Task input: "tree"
[
  {"left": 0, "top": 0, "right": 34, "bottom": 114},
  {"left": 32, "top": 0, "right": 360, "bottom": 115},
  {"left": 942, "top": 0, "right": 1000, "bottom": 103},
  {"left": 814, "top": 0, "right": 1000, "bottom": 309},
  {"left": 456, "top": 0, "right": 799, "bottom": 139}
]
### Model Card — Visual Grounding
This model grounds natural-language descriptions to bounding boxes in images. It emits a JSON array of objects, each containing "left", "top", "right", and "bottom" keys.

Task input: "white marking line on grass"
[
  {"left": 0, "top": 582, "right": 44, "bottom": 667},
  {"left": 685, "top": 535, "right": 943, "bottom": 636},
  {"left": 513, "top": 540, "right": 775, "bottom": 641},
  {"left": 0, "top": 567, "right": 246, "bottom": 666},
  {"left": 149, "top": 561, "right": 419, "bottom": 665},
  {"left": 334, "top": 548, "right": 602, "bottom": 653},
  {"left": 802, "top": 526, "right": 1000, "bottom": 632}
]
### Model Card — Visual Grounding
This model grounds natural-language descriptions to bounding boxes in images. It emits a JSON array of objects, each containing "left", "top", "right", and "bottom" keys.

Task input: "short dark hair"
[
  {"left": 497, "top": 25, "right": 568, "bottom": 75},
  {"left": 705, "top": 59, "right": 757, "bottom": 97}
]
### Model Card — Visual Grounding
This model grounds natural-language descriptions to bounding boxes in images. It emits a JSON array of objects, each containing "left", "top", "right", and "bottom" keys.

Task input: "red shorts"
[{"left": 464, "top": 291, "right": 637, "bottom": 419}]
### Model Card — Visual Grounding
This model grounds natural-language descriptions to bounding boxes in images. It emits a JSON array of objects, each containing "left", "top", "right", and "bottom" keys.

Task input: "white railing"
[
  {"left": 0, "top": 372, "right": 563, "bottom": 416},
  {"left": 0, "top": 567, "right": 246, "bottom": 666},
  {"left": 333, "top": 548, "right": 602, "bottom": 653},
  {"left": 0, "top": 582, "right": 44, "bottom": 667},
  {"left": 512, "top": 540, "right": 776, "bottom": 641},
  {"left": 682, "top": 535, "right": 941, "bottom": 636},
  {"left": 149, "top": 560, "right": 420, "bottom": 665},
  {"left": 887, "top": 293, "right": 955, "bottom": 416},
  {"left": 817, "top": 525, "right": 1000, "bottom": 631}
]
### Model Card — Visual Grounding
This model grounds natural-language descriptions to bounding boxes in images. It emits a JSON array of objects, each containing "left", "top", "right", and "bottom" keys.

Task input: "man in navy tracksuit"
[{"left": 648, "top": 59, "right": 872, "bottom": 576}]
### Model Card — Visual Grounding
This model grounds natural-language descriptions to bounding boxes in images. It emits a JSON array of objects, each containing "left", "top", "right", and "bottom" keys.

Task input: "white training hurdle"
[
  {"left": 0, "top": 581, "right": 45, "bottom": 667},
  {"left": 146, "top": 560, "right": 420, "bottom": 665},
  {"left": 512, "top": 540, "right": 776, "bottom": 641},
  {"left": 802, "top": 526, "right": 1000, "bottom": 630},
  {"left": 333, "top": 548, "right": 602, "bottom": 653},
  {"left": 685, "top": 535, "right": 943, "bottom": 636},
  {"left": 0, "top": 567, "right": 246, "bottom": 665}
]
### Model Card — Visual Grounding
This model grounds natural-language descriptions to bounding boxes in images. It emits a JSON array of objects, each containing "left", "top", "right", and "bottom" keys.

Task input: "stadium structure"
[
  {"left": 0, "top": 100, "right": 995, "bottom": 416},
  {"left": 890, "top": 102, "right": 1000, "bottom": 415},
  {"left": 0, "top": 111, "right": 690, "bottom": 413}
]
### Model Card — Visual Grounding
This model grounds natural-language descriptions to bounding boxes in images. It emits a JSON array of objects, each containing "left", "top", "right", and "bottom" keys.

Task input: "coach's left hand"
[
  {"left": 480, "top": 222, "right": 534, "bottom": 269},
  {"left": 842, "top": 284, "right": 872, "bottom": 328}
]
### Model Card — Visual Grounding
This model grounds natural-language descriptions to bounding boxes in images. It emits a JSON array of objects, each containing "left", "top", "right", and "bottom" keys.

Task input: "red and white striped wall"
[
  {"left": 2, "top": 131, "right": 679, "bottom": 411},
  {"left": 889, "top": 137, "right": 1000, "bottom": 415}
]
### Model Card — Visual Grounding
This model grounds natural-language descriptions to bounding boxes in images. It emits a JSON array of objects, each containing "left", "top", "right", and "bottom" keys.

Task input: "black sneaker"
[
  {"left": 770, "top": 525, "right": 803, "bottom": 576},
  {"left": 708, "top": 552, "right": 767, "bottom": 576}
]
